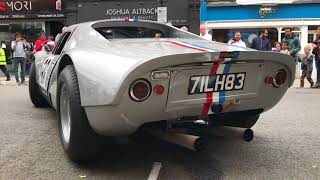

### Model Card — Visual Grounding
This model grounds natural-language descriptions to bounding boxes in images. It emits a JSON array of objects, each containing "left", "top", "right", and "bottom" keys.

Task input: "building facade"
[
  {"left": 0, "top": 0, "right": 65, "bottom": 45},
  {"left": 64, "top": 0, "right": 201, "bottom": 34},
  {"left": 201, "top": 0, "right": 320, "bottom": 78}
]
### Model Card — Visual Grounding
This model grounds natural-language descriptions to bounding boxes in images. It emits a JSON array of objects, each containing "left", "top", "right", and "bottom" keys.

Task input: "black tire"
[
  {"left": 57, "top": 65, "right": 101, "bottom": 163},
  {"left": 29, "top": 62, "right": 50, "bottom": 107},
  {"left": 210, "top": 114, "right": 260, "bottom": 128}
]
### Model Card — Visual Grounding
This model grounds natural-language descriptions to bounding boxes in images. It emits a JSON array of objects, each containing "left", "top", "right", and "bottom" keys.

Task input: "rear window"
[{"left": 96, "top": 27, "right": 165, "bottom": 39}]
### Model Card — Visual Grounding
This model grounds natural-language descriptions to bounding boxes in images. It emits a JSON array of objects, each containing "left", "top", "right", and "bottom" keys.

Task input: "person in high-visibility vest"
[{"left": 0, "top": 46, "right": 10, "bottom": 81}]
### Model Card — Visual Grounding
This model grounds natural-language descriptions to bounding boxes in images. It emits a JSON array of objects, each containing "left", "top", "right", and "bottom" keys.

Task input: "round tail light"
[
  {"left": 273, "top": 70, "right": 287, "bottom": 88},
  {"left": 154, "top": 85, "right": 165, "bottom": 95},
  {"left": 129, "top": 79, "right": 151, "bottom": 102}
]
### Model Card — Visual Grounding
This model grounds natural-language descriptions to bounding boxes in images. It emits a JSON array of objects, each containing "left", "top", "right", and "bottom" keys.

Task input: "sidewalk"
[
  {"left": 0, "top": 76, "right": 29, "bottom": 86},
  {"left": 292, "top": 78, "right": 317, "bottom": 88}
]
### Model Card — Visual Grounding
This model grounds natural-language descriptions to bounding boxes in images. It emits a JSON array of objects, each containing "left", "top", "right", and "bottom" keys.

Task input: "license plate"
[{"left": 188, "top": 73, "right": 246, "bottom": 95}]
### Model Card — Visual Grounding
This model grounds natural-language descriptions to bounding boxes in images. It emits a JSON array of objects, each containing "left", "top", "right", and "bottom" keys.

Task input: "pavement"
[{"left": 0, "top": 80, "right": 320, "bottom": 180}]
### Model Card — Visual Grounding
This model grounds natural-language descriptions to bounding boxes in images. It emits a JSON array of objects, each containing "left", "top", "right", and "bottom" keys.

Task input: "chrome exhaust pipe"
[
  {"left": 203, "top": 127, "right": 254, "bottom": 142},
  {"left": 149, "top": 131, "right": 207, "bottom": 151}
]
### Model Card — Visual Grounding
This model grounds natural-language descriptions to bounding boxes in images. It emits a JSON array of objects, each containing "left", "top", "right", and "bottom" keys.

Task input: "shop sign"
[
  {"left": 157, "top": 7, "right": 167, "bottom": 23},
  {"left": 259, "top": 7, "right": 276, "bottom": 18},
  {"left": 0, "top": 0, "right": 62, "bottom": 14},
  {"left": 0, "top": 13, "right": 64, "bottom": 19},
  {"left": 77, "top": 1, "right": 188, "bottom": 25}
]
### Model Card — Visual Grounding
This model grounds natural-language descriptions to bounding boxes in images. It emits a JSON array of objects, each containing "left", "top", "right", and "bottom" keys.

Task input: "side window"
[{"left": 53, "top": 32, "right": 71, "bottom": 55}]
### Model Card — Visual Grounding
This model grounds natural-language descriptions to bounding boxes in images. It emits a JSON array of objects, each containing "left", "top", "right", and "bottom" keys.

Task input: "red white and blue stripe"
[{"left": 162, "top": 40, "right": 239, "bottom": 116}]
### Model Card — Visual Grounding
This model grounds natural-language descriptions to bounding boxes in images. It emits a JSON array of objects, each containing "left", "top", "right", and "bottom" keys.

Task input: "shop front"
[
  {"left": 64, "top": 0, "right": 200, "bottom": 34},
  {"left": 201, "top": 1, "right": 320, "bottom": 78},
  {"left": 0, "top": 0, "right": 65, "bottom": 47}
]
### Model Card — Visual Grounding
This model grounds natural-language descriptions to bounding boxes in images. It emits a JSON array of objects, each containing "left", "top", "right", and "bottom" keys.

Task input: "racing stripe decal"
[
  {"left": 205, "top": 52, "right": 240, "bottom": 115},
  {"left": 202, "top": 57, "right": 227, "bottom": 116},
  {"left": 219, "top": 52, "right": 240, "bottom": 112},
  {"left": 162, "top": 40, "right": 218, "bottom": 52},
  {"left": 163, "top": 39, "right": 241, "bottom": 115},
  {"left": 201, "top": 62, "right": 220, "bottom": 116}
]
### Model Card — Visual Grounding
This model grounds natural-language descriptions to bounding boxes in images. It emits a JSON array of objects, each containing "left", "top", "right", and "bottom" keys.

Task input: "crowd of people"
[
  {"left": 1, "top": 24, "right": 320, "bottom": 89},
  {"left": 199, "top": 24, "right": 320, "bottom": 89},
  {"left": 0, "top": 32, "right": 58, "bottom": 85}
]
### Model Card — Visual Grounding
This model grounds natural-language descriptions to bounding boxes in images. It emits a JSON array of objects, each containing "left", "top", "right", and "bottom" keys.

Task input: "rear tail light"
[
  {"left": 154, "top": 85, "right": 165, "bottom": 95},
  {"left": 265, "top": 75, "right": 273, "bottom": 85},
  {"left": 129, "top": 79, "right": 151, "bottom": 102},
  {"left": 273, "top": 69, "right": 287, "bottom": 88},
  {"left": 265, "top": 69, "right": 287, "bottom": 88}
]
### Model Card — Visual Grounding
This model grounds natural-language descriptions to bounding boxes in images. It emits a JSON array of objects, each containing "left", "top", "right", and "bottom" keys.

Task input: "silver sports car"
[{"left": 29, "top": 19, "right": 295, "bottom": 162}]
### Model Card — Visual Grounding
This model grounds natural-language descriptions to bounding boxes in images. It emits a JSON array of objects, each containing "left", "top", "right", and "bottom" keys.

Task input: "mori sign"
[
  {"left": 0, "top": 0, "right": 62, "bottom": 13},
  {"left": 0, "top": 1, "right": 32, "bottom": 11}
]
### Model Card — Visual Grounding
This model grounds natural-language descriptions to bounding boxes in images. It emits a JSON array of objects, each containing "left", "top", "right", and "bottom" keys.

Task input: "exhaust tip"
[
  {"left": 194, "top": 137, "right": 208, "bottom": 151},
  {"left": 243, "top": 129, "right": 254, "bottom": 142}
]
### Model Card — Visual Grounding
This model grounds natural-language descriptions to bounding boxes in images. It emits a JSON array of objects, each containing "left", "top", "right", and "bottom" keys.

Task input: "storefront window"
[
  {"left": 308, "top": 34, "right": 315, "bottom": 43},
  {"left": 9, "top": 22, "right": 45, "bottom": 43},
  {"left": 0, "top": 22, "right": 45, "bottom": 52},
  {"left": 308, "top": 26, "right": 319, "bottom": 43},
  {"left": 0, "top": 25, "right": 10, "bottom": 42},
  {"left": 211, "top": 28, "right": 278, "bottom": 48},
  {"left": 280, "top": 27, "right": 301, "bottom": 41}
]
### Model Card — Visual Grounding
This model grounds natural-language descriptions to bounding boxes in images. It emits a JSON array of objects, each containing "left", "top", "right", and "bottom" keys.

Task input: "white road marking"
[{"left": 147, "top": 162, "right": 162, "bottom": 180}]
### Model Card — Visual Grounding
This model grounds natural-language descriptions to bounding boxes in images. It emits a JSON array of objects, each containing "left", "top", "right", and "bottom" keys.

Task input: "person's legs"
[
  {"left": 13, "top": 57, "right": 20, "bottom": 84},
  {"left": 0, "top": 65, "right": 10, "bottom": 80},
  {"left": 300, "top": 70, "right": 306, "bottom": 87},
  {"left": 316, "top": 59, "right": 320, "bottom": 87},
  {"left": 306, "top": 71, "right": 314, "bottom": 87},
  {"left": 20, "top": 58, "right": 26, "bottom": 84}
]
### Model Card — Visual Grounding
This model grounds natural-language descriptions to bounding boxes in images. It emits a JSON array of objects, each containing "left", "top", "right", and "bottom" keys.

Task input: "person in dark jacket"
[
  {"left": 312, "top": 27, "right": 320, "bottom": 88},
  {"left": 282, "top": 28, "right": 301, "bottom": 62},
  {"left": 250, "top": 29, "right": 272, "bottom": 51}
]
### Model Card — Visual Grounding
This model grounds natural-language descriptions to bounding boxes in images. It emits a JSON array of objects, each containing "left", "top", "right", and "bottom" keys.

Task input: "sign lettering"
[{"left": 0, "top": 0, "right": 63, "bottom": 19}]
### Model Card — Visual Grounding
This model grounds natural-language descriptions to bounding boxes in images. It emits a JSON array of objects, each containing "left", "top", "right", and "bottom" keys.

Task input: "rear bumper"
[
  {"left": 83, "top": 52, "right": 294, "bottom": 136},
  {"left": 84, "top": 81, "right": 287, "bottom": 136}
]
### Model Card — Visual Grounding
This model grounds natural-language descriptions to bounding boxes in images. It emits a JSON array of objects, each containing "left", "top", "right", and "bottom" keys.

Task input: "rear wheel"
[
  {"left": 57, "top": 65, "right": 102, "bottom": 162},
  {"left": 29, "top": 62, "right": 49, "bottom": 107}
]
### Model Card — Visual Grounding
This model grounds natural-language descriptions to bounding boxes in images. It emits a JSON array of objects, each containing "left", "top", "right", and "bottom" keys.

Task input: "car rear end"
[{"left": 85, "top": 50, "right": 295, "bottom": 136}]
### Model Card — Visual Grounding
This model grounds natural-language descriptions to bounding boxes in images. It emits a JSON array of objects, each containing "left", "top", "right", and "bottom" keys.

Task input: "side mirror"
[{"left": 43, "top": 44, "right": 54, "bottom": 53}]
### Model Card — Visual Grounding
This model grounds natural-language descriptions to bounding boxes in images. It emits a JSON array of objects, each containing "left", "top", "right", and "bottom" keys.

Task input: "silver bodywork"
[{"left": 34, "top": 20, "right": 296, "bottom": 136}]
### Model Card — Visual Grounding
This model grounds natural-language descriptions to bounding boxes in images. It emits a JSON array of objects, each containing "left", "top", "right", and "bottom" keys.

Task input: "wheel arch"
[{"left": 58, "top": 54, "right": 74, "bottom": 76}]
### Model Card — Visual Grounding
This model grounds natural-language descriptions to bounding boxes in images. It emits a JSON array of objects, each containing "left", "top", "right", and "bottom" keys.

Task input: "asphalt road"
[{"left": 0, "top": 84, "right": 319, "bottom": 180}]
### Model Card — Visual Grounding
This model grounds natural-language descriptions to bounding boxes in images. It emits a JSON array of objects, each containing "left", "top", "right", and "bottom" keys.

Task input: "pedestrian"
[
  {"left": 11, "top": 33, "right": 30, "bottom": 85},
  {"left": 180, "top": 26, "right": 188, "bottom": 32},
  {"left": 298, "top": 46, "right": 314, "bottom": 88},
  {"left": 200, "top": 24, "right": 212, "bottom": 41},
  {"left": 47, "top": 35, "right": 56, "bottom": 47},
  {"left": 1, "top": 41, "right": 11, "bottom": 65},
  {"left": 280, "top": 42, "right": 291, "bottom": 55},
  {"left": 227, "top": 31, "right": 246, "bottom": 48},
  {"left": 312, "top": 26, "right": 320, "bottom": 88},
  {"left": 25, "top": 44, "right": 34, "bottom": 75},
  {"left": 0, "top": 43, "right": 10, "bottom": 81},
  {"left": 272, "top": 41, "right": 281, "bottom": 53},
  {"left": 281, "top": 28, "right": 301, "bottom": 62},
  {"left": 34, "top": 34, "right": 47, "bottom": 53},
  {"left": 250, "top": 29, "right": 272, "bottom": 51}
]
